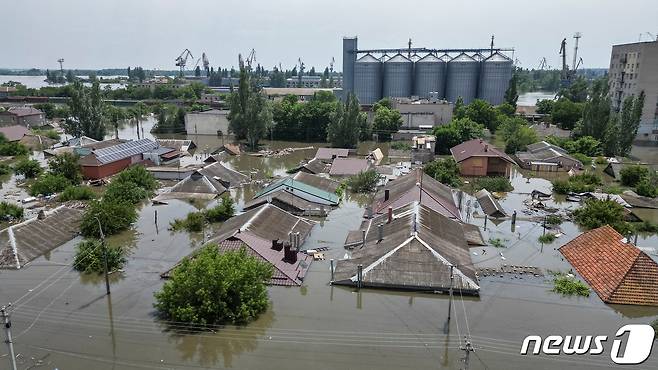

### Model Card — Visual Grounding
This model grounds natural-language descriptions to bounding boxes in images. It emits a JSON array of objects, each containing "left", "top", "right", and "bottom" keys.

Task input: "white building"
[{"left": 184, "top": 109, "right": 230, "bottom": 136}]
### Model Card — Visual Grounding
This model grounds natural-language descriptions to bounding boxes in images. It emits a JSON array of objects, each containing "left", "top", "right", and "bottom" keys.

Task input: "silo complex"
[
  {"left": 478, "top": 52, "right": 513, "bottom": 105},
  {"left": 342, "top": 37, "right": 358, "bottom": 97},
  {"left": 413, "top": 54, "right": 447, "bottom": 99},
  {"left": 446, "top": 53, "right": 480, "bottom": 104},
  {"left": 383, "top": 54, "right": 413, "bottom": 98},
  {"left": 354, "top": 54, "right": 382, "bottom": 104}
]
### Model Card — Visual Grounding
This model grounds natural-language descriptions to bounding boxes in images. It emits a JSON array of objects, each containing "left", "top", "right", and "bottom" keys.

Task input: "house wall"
[
  {"left": 81, "top": 158, "right": 131, "bottom": 179},
  {"left": 486, "top": 157, "right": 511, "bottom": 176},
  {"left": 184, "top": 111, "right": 230, "bottom": 136},
  {"left": 458, "top": 157, "right": 488, "bottom": 177}
]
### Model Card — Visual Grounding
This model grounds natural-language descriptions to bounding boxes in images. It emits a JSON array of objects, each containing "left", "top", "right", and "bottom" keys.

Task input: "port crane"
[
  {"left": 559, "top": 32, "right": 583, "bottom": 86},
  {"left": 57, "top": 58, "right": 64, "bottom": 73},
  {"left": 175, "top": 49, "right": 193, "bottom": 76},
  {"left": 297, "top": 58, "right": 305, "bottom": 87}
]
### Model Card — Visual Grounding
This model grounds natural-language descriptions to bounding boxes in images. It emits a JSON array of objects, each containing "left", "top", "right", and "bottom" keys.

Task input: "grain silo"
[
  {"left": 353, "top": 54, "right": 382, "bottom": 104},
  {"left": 413, "top": 53, "right": 447, "bottom": 99},
  {"left": 477, "top": 52, "right": 513, "bottom": 105},
  {"left": 445, "top": 53, "right": 480, "bottom": 104},
  {"left": 383, "top": 54, "right": 413, "bottom": 98}
]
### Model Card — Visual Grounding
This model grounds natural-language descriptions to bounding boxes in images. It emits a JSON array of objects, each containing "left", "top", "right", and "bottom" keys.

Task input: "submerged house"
[
  {"left": 289, "top": 158, "right": 329, "bottom": 175},
  {"left": 475, "top": 189, "right": 507, "bottom": 217},
  {"left": 514, "top": 141, "right": 583, "bottom": 172},
  {"left": 370, "top": 170, "right": 461, "bottom": 220},
  {"left": 450, "top": 139, "right": 515, "bottom": 177},
  {"left": 559, "top": 225, "right": 658, "bottom": 306},
  {"left": 153, "top": 162, "right": 247, "bottom": 202},
  {"left": 163, "top": 204, "right": 315, "bottom": 286},
  {"left": 0, "top": 207, "right": 84, "bottom": 269},
  {"left": 333, "top": 202, "right": 480, "bottom": 294},
  {"left": 79, "top": 138, "right": 158, "bottom": 179},
  {"left": 329, "top": 158, "right": 371, "bottom": 176},
  {"left": 315, "top": 148, "right": 349, "bottom": 161}
]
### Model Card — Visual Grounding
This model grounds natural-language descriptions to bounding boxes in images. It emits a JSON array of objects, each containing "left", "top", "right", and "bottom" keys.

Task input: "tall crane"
[
  {"left": 57, "top": 58, "right": 64, "bottom": 74},
  {"left": 572, "top": 32, "right": 582, "bottom": 71},
  {"left": 559, "top": 38, "right": 569, "bottom": 85},
  {"left": 329, "top": 57, "right": 335, "bottom": 74},
  {"left": 202, "top": 53, "right": 210, "bottom": 75},
  {"left": 175, "top": 49, "right": 193, "bottom": 76},
  {"left": 538, "top": 57, "right": 547, "bottom": 70},
  {"left": 297, "top": 58, "right": 305, "bottom": 87}
]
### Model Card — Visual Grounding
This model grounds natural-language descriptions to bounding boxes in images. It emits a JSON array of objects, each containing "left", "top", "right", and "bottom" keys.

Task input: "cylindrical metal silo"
[
  {"left": 413, "top": 53, "right": 447, "bottom": 99},
  {"left": 478, "top": 52, "right": 513, "bottom": 105},
  {"left": 383, "top": 54, "right": 412, "bottom": 98},
  {"left": 353, "top": 54, "right": 382, "bottom": 104},
  {"left": 445, "top": 53, "right": 479, "bottom": 104}
]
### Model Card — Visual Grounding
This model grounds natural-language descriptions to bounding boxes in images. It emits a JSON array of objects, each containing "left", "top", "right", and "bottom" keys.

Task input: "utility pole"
[
  {"left": 1, "top": 305, "right": 18, "bottom": 370},
  {"left": 460, "top": 337, "right": 474, "bottom": 370},
  {"left": 95, "top": 217, "right": 111, "bottom": 295},
  {"left": 447, "top": 265, "right": 454, "bottom": 320}
]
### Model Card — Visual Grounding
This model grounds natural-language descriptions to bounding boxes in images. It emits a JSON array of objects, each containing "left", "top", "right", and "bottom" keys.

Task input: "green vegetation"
[
  {"left": 13, "top": 159, "right": 43, "bottom": 178},
  {"left": 228, "top": 67, "right": 273, "bottom": 149},
  {"left": 59, "top": 186, "right": 96, "bottom": 201},
  {"left": 595, "top": 156, "right": 607, "bottom": 165},
  {"left": 0, "top": 134, "right": 30, "bottom": 156},
  {"left": 463, "top": 99, "right": 503, "bottom": 132},
  {"left": 31, "top": 128, "right": 61, "bottom": 140},
  {"left": 473, "top": 177, "right": 513, "bottom": 192},
  {"left": 423, "top": 158, "right": 462, "bottom": 187},
  {"left": 171, "top": 212, "right": 205, "bottom": 232},
  {"left": 551, "top": 98, "right": 584, "bottom": 130},
  {"left": 488, "top": 238, "right": 506, "bottom": 248},
  {"left": 346, "top": 170, "right": 379, "bottom": 193},
  {"left": 432, "top": 118, "right": 484, "bottom": 154},
  {"left": 335, "top": 182, "right": 347, "bottom": 197},
  {"left": 372, "top": 99, "right": 403, "bottom": 141},
  {"left": 152, "top": 104, "right": 186, "bottom": 133},
  {"left": 551, "top": 172, "right": 601, "bottom": 194},
  {"left": 171, "top": 196, "right": 235, "bottom": 232},
  {"left": 73, "top": 239, "right": 127, "bottom": 274},
  {"left": 48, "top": 152, "right": 82, "bottom": 184},
  {"left": 272, "top": 91, "right": 339, "bottom": 141},
  {"left": 573, "top": 199, "right": 633, "bottom": 235},
  {"left": 80, "top": 199, "right": 138, "bottom": 238},
  {"left": 29, "top": 173, "right": 70, "bottom": 196},
  {"left": 515, "top": 69, "right": 561, "bottom": 93},
  {"left": 535, "top": 99, "right": 554, "bottom": 114},
  {"left": 0, "top": 163, "right": 11, "bottom": 175},
  {"left": 545, "top": 215, "right": 562, "bottom": 226},
  {"left": 619, "top": 165, "right": 650, "bottom": 187},
  {"left": 104, "top": 181, "right": 149, "bottom": 204},
  {"left": 154, "top": 246, "right": 273, "bottom": 325},
  {"left": 552, "top": 275, "right": 590, "bottom": 297},
  {"left": 326, "top": 93, "right": 367, "bottom": 148},
  {"left": 538, "top": 234, "right": 557, "bottom": 244},
  {"left": 602, "top": 185, "right": 623, "bottom": 195},
  {"left": 114, "top": 165, "right": 158, "bottom": 192},
  {"left": 571, "top": 153, "right": 591, "bottom": 166},
  {"left": 390, "top": 141, "right": 412, "bottom": 151},
  {"left": 636, "top": 176, "right": 658, "bottom": 198},
  {"left": 63, "top": 80, "right": 107, "bottom": 140},
  {"left": 0, "top": 201, "right": 23, "bottom": 221},
  {"left": 496, "top": 116, "right": 538, "bottom": 153},
  {"left": 633, "top": 220, "right": 658, "bottom": 234}
]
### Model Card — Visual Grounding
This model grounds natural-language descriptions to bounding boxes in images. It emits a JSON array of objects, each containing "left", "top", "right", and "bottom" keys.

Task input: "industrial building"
[
  {"left": 342, "top": 37, "right": 514, "bottom": 105},
  {"left": 184, "top": 109, "right": 230, "bottom": 136},
  {"left": 608, "top": 38, "right": 658, "bottom": 141}
]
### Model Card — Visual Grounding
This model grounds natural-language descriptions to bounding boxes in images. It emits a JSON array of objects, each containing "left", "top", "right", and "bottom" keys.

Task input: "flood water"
[{"left": 1, "top": 120, "right": 658, "bottom": 369}]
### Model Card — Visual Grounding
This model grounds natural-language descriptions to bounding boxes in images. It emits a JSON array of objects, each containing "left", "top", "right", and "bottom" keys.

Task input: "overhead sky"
[{"left": 4, "top": 0, "right": 658, "bottom": 71}]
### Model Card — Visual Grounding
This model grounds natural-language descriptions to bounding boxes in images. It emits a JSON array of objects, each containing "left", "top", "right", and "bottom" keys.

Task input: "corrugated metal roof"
[
  {"left": 255, "top": 177, "right": 339, "bottom": 204},
  {"left": 356, "top": 54, "right": 381, "bottom": 63},
  {"left": 329, "top": 158, "right": 370, "bottom": 176},
  {"left": 416, "top": 54, "right": 443, "bottom": 63},
  {"left": 450, "top": 53, "right": 477, "bottom": 62},
  {"left": 92, "top": 139, "right": 158, "bottom": 165},
  {"left": 475, "top": 189, "right": 506, "bottom": 217},
  {"left": 386, "top": 54, "right": 412, "bottom": 63}
]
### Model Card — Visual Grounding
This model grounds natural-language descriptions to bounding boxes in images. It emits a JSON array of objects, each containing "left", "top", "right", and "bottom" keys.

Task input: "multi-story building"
[
  {"left": 0, "top": 106, "right": 46, "bottom": 127},
  {"left": 608, "top": 39, "right": 658, "bottom": 141}
]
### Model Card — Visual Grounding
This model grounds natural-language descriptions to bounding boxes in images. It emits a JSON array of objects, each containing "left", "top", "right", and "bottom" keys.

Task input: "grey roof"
[
  {"left": 475, "top": 189, "right": 507, "bottom": 217},
  {"left": 484, "top": 52, "right": 512, "bottom": 62},
  {"left": 315, "top": 148, "right": 349, "bottom": 160},
  {"left": 334, "top": 202, "right": 479, "bottom": 293},
  {"left": 386, "top": 54, "right": 412, "bottom": 63},
  {"left": 199, "top": 162, "right": 249, "bottom": 187},
  {"left": 329, "top": 158, "right": 370, "bottom": 176},
  {"left": 356, "top": 54, "right": 381, "bottom": 63},
  {"left": 146, "top": 146, "right": 176, "bottom": 156},
  {"left": 417, "top": 54, "right": 443, "bottom": 63},
  {"left": 450, "top": 53, "right": 477, "bottom": 62},
  {"left": 153, "top": 170, "right": 227, "bottom": 202},
  {"left": 292, "top": 172, "right": 340, "bottom": 193},
  {"left": 3, "top": 107, "right": 43, "bottom": 117},
  {"left": 0, "top": 207, "right": 84, "bottom": 269},
  {"left": 82, "top": 139, "right": 158, "bottom": 165},
  {"left": 243, "top": 189, "right": 333, "bottom": 216},
  {"left": 155, "top": 139, "right": 196, "bottom": 153}
]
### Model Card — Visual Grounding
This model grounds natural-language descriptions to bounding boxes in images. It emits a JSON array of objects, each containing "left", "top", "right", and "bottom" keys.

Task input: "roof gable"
[{"left": 450, "top": 139, "right": 514, "bottom": 164}]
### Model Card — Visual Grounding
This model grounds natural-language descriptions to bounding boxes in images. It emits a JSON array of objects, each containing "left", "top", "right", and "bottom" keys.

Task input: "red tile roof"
[
  {"left": 559, "top": 225, "right": 658, "bottom": 306},
  {"left": 450, "top": 139, "right": 514, "bottom": 164},
  {"left": 0, "top": 125, "right": 29, "bottom": 141}
]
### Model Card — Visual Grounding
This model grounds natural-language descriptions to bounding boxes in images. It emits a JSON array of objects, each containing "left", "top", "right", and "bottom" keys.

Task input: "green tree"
[
  {"left": 372, "top": 106, "right": 402, "bottom": 141},
  {"left": 154, "top": 246, "right": 273, "bottom": 325},
  {"left": 453, "top": 97, "right": 466, "bottom": 119},
  {"left": 114, "top": 165, "right": 158, "bottom": 192},
  {"left": 551, "top": 98, "right": 583, "bottom": 130},
  {"left": 228, "top": 67, "right": 272, "bottom": 149},
  {"left": 578, "top": 77, "right": 610, "bottom": 140},
  {"left": 194, "top": 66, "right": 201, "bottom": 77},
  {"left": 602, "top": 115, "right": 620, "bottom": 156},
  {"left": 13, "top": 159, "right": 42, "bottom": 178},
  {"left": 80, "top": 199, "right": 138, "bottom": 238},
  {"left": 619, "top": 165, "right": 650, "bottom": 187},
  {"left": 29, "top": 173, "right": 70, "bottom": 196},
  {"left": 66, "top": 70, "right": 75, "bottom": 83},
  {"left": 346, "top": 170, "right": 380, "bottom": 193},
  {"left": 559, "top": 76, "right": 589, "bottom": 103},
  {"left": 432, "top": 118, "right": 484, "bottom": 154},
  {"left": 573, "top": 199, "right": 633, "bottom": 235},
  {"left": 465, "top": 99, "right": 500, "bottom": 132},
  {"left": 327, "top": 93, "right": 363, "bottom": 148},
  {"left": 504, "top": 73, "right": 519, "bottom": 108},
  {"left": 423, "top": 158, "right": 462, "bottom": 187},
  {"left": 535, "top": 99, "right": 554, "bottom": 115},
  {"left": 64, "top": 80, "right": 106, "bottom": 140},
  {"left": 74, "top": 239, "right": 126, "bottom": 274},
  {"left": 618, "top": 91, "right": 645, "bottom": 156},
  {"left": 48, "top": 152, "right": 82, "bottom": 184},
  {"left": 0, "top": 201, "right": 23, "bottom": 221},
  {"left": 497, "top": 117, "right": 538, "bottom": 154}
]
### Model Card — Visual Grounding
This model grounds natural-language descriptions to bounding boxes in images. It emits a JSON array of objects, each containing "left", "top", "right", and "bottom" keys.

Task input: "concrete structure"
[
  {"left": 184, "top": 109, "right": 230, "bottom": 136},
  {"left": 284, "top": 76, "right": 342, "bottom": 89},
  {"left": 411, "top": 135, "right": 436, "bottom": 163},
  {"left": 0, "top": 106, "right": 46, "bottom": 127},
  {"left": 79, "top": 138, "right": 158, "bottom": 179},
  {"left": 263, "top": 88, "right": 336, "bottom": 102},
  {"left": 608, "top": 39, "right": 658, "bottom": 141},
  {"left": 391, "top": 98, "right": 453, "bottom": 129},
  {"left": 0, "top": 86, "right": 17, "bottom": 98},
  {"left": 451, "top": 139, "right": 514, "bottom": 177},
  {"left": 514, "top": 141, "right": 583, "bottom": 171}
]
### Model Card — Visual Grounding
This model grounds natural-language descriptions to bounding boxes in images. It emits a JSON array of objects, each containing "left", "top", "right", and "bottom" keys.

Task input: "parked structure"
[
  {"left": 608, "top": 38, "right": 658, "bottom": 141},
  {"left": 559, "top": 225, "right": 658, "bottom": 306},
  {"left": 333, "top": 202, "right": 480, "bottom": 294},
  {"left": 184, "top": 109, "right": 230, "bottom": 136},
  {"left": 451, "top": 139, "right": 514, "bottom": 176},
  {"left": 514, "top": 141, "right": 583, "bottom": 171},
  {"left": 164, "top": 204, "right": 315, "bottom": 286},
  {"left": 329, "top": 158, "right": 371, "bottom": 176},
  {"left": 0, "top": 106, "right": 46, "bottom": 127},
  {"left": 79, "top": 138, "right": 158, "bottom": 179}
]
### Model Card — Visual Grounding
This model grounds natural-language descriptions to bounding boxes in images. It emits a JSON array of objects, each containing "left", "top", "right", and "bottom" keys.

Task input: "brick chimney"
[
  {"left": 271, "top": 239, "right": 283, "bottom": 251},
  {"left": 387, "top": 206, "right": 393, "bottom": 223},
  {"left": 384, "top": 189, "right": 390, "bottom": 201},
  {"left": 283, "top": 241, "right": 297, "bottom": 263},
  {"left": 484, "top": 144, "right": 489, "bottom": 152}
]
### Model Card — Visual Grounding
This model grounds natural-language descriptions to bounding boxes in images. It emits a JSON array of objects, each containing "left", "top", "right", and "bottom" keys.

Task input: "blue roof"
[{"left": 255, "top": 177, "right": 339, "bottom": 204}]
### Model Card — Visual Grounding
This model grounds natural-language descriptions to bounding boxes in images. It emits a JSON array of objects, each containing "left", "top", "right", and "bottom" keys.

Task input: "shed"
[
  {"left": 79, "top": 138, "right": 158, "bottom": 179},
  {"left": 475, "top": 189, "right": 506, "bottom": 217},
  {"left": 450, "top": 139, "right": 514, "bottom": 177}
]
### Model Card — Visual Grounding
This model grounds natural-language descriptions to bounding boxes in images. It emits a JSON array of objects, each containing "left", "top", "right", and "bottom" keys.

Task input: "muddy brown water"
[{"left": 1, "top": 121, "right": 658, "bottom": 369}]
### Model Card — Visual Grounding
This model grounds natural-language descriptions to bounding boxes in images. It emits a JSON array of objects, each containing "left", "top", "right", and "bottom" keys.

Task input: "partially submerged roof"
[
  {"left": 244, "top": 190, "right": 333, "bottom": 216},
  {"left": 290, "top": 157, "right": 328, "bottom": 174},
  {"left": 334, "top": 202, "right": 479, "bottom": 293},
  {"left": 559, "top": 225, "right": 658, "bottom": 306},
  {"left": 292, "top": 172, "right": 340, "bottom": 193},
  {"left": 371, "top": 170, "right": 461, "bottom": 220},
  {"left": 2, "top": 106, "right": 43, "bottom": 117},
  {"left": 153, "top": 170, "right": 227, "bottom": 202},
  {"left": 155, "top": 139, "right": 196, "bottom": 154},
  {"left": 199, "top": 162, "right": 249, "bottom": 187},
  {"left": 0, "top": 125, "right": 29, "bottom": 142},
  {"left": 450, "top": 139, "right": 514, "bottom": 164},
  {"left": 315, "top": 148, "right": 349, "bottom": 160},
  {"left": 0, "top": 207, "right": 84, "bottom": 269},
  {"left": 475, "top": 189, "right": 506, "bottom": 217},
  {"left": 329, "top": 158, "right": 370, "bottom": 176},
  {"left": 255, "top": 176, "right": 339, "bottom": 205},
  {"left": 79, "top": 139, "right": 158, "bottom": 166},
  {"left": 604, "top": 162, "right": 655, "bottom": 180},
  {"left": 66, "top": 136, "right": 98, "bottom": 147}
]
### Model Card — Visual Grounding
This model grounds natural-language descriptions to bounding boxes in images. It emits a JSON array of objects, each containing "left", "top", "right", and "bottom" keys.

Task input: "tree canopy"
[
  {"left": 228, "top": 67, "right": 273, "bottom": 149},
  {"left": 432, "top": 118, "right": 484, "bottom": 154},
  {"left": 64, "top": 80, "right": 106, "bottom": 140},
  {"left": 326, "top": 93, "right": 365, "bottom": 148}
]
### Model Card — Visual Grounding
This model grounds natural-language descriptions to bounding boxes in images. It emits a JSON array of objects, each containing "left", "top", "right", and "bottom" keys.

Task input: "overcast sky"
[{"left": 4, "top": 0, "right": 658, "bottom": 71}]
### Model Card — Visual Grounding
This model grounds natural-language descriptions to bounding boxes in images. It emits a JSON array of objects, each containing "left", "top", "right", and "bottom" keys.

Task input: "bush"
[
  {"left": 80, "top": 199, "right": 138, "bottom": 238},
  {"left": 545, "top": 215, "right": 562, "bottom": 226},
  {"left": 73, "top": 239, "right": 126, "bottom": 274},
  {"left": 29, "top": 173, "right": 70, "bottom": 196},
  {"left": 423, "top": 158, "right": 462, "bottom": 187},
  {"left": 32, "top": 129, "right": 61, "bottom": 141},
  {"left": 104, "top": 181, "right": 149, "bottom": 204},
  {"left": 551, "top": 179, "right": 571, "bottom": 194},
  {"left": 573, "top": 199, "right": 633, "bottom": 235},
  {"left": 595, "top": 156, "right": 607, "bottom": 165},
  {"left": 552, "top": 172, "right": 600, "bottom": 194},
  {"left": 474, "top": 177, "right": 513, "bottom": 192},
  {"left": 59, "top": 186, "right": 96, "bottom": 201},
  {"left": 571, "top": 153, "right": 591, "bottom": 166},
  {"left": 114, "top": 165, "right": 158, "bottom": 192},
  {"left": 571, "top": 172, "right": 601, "bottom": 186},
  {"left": 171, "top": 212, "right": 205, "bottom": 232},
  {"left": 552, "top": 275, "right": 590, "bottom": 297},
  {"left": 154, "top": 246, "right": 273, "bottom": 325},
  {"left": 488, "top": 238, "right": 506, "bottom": 248},
  {"left": 48, "top": 153, "right": 82, "bottom": 184},
  {"left": 619, "top": 165, "right": 649, "bottom": 187},
  {"left": 0, "top": 163, "right": 12, "bottom": 175},
  {"left": 346, "top": 170, "right": 379, "bottom": 193},
  {"left": 538, "top": 234, "right": 557, "bottom": 244},
  {"left": 603, "top": 185, "right": 622, "bottom": 195},
  {"left": 0, "top": 201, "right": 23, "bottom": 221},
  {"left": 635, "top": 177, "right": 658, "bottom": 198},
  {"left": 0, "top": 139, "right": 29, "bottom": 156},
  {"left": 203, "top": 196, "right": 235, "bottom": 223},
  {"left": 13, "top": 159, "right": 43, "bottom": 178},
  {"left": 390, "top": 142, "right": 411, "bottom": 151}
]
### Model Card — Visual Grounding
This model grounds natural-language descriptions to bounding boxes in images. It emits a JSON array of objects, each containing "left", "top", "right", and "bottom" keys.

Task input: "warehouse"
[{"left": 79, "top": 138, "right": 158, "bottom": 179}]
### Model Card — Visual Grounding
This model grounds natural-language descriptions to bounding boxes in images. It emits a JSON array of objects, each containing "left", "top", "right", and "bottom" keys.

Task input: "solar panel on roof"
[{"left": 94, "top": 139, "right": 158, "bottom": 164}]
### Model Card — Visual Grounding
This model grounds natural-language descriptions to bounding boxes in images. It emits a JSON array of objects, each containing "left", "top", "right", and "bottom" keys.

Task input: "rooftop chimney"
[
  {"left": 283, "top": 241, "right": 297, "bottom": 263},
  {"left": 362, "top": 229, "right": 366, "bottom": 247},
  {"left": 387, "top": 206, "right": 393, "bottom": 223},
  {"left": 271, "top": 239, "right": 283, "bottom": 251},
  {"left": 295, "top": 232, "right": 301, "bottom": 251},
  {"left": 384, "top": 189, "right": 390, "bottom": 201},
  {"left": 377, "top": 224, "right": 384, "bottom": 242},
  {"left": 484, "top": 144, "right": 489, "bottom": 152}
]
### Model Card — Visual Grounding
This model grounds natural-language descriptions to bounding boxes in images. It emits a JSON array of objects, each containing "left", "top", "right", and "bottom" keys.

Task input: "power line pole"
[
  {"left": 95, "top": 217, "right": 111, "bottom": 295},
  {"left": 460, "top": 337, "right": 474, "bottom": 370},
  {"left": 447, "top": 265, "right": 454, "bottom": 320},
  {"left": 1, "top": 304, "right": 18, "bottom": 370}
]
